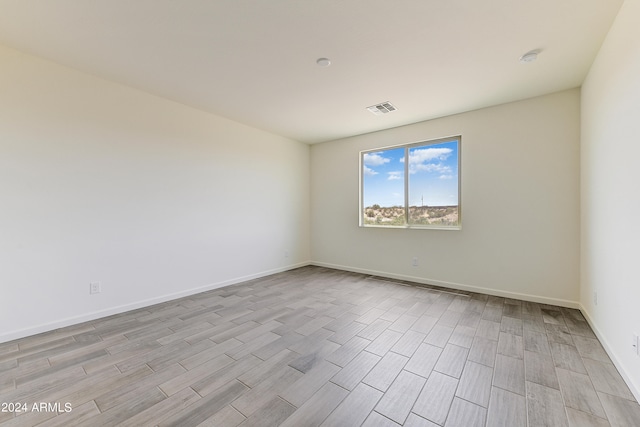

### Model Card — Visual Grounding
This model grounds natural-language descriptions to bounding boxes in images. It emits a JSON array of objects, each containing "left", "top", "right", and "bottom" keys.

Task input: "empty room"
[{"left": 1, "top": 1, "right": 639, "bottom": 426}]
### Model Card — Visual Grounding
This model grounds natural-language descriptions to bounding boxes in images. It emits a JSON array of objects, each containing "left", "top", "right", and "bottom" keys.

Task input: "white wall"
[
  {"left": 311, "top": 89, "right": 581, "bottom": 306},
  {"left": 581, "top": 0, "right": 640, "bottom": 399},
  {"left": 0, "top": 44, "right": 310, "bottom": 343}
]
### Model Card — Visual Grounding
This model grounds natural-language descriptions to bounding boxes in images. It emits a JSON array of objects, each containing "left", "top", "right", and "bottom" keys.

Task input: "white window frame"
[{"left": 359, "top": 135, "right": 461, "bottom": 230}]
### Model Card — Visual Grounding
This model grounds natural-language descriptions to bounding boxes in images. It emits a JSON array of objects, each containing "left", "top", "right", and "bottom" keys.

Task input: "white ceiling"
[{"left": 0, "top": 0, "right": 624, "bottom": 144}]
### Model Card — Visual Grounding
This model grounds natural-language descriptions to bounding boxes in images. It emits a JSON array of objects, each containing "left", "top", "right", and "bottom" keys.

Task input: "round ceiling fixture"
[
  {"left": 316, "top": 57, "right": 331, "bottom": 67},
  {"left": 519, "top": 50, "right": 540, "bottom": 63}
]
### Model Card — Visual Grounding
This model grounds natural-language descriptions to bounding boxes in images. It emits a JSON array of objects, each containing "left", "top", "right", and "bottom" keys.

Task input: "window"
[{"left": 360, "top": 136, "right": 461, "bottom": 229}]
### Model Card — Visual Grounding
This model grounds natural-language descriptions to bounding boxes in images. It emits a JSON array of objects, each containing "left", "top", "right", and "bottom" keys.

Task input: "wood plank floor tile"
[
  {"left": 523, "top": 329, "right": 551, "bottom": 355},
  {"left": 500, "top": 316, "right": 523, "bottom": 336},
  {"left": 412, "top": 371, "right": 458, "bottom": 425},
  {"left": 497, "top": 332, "right": 524, "bottom": 359},
  {"left": 565, "top": 407, "right": 611, "bottom": 427},
  {"left": 362, "top": 351, "right": 409, "bottom": 392},
  {"left": 374, "top": 370, "right": 426, "bottom": 425},
  {"left": 327, "top": 321, "right": 367, "bottom": 345},
  {"left": 564, "top": 317, "right": 597, "bottom": 339},
  {"left": 598, "top": 392, "right": 640, "bottom": 427},
  {"left": 455, "top": 361, "right": 494, "bottom": 407},
  {"left": 444, "top": 397, "right": 487, "bottom": 427},
  {"left": 196, "top": 404, "right": 246, "bottom": 427},
  {"left": 436, "top": 310, "right": 462, "bottom": 328},
  {"left": 410, "top": 315, "right": 438, "bottom": 335},
  {"left": 0, "top": 266, "right": 634, "bottom": 427},
  {"left": 365, "top": 329, "right": 404, "bottom": 357},
  {"left": 179, "top": 338, "right": 242, "bottom": 370},
  {"left": 319, "top": 383, "right": 383, "bottom": 427},
  {"left": 448, "top": 325, "right": 476, "bottom": 348},
  {"left": 556, "top": 368, "right": 607, "bottom": 419},
  {"left": 434, "top": 343, "right": 469, "bottom": 378},
  {"left": 0, "top": 409, "right": 56, "bottom": 426},
  {"left": 362, "top": 411, "right": 402, "bottom": 427},
  {"left": 541, "top": 308, "right": 565, "bottom": 325},
  {"left": 90, "top": 386, "right": 167, "bottom": 427},
  {"left": 485, "top": 386, "right": 526, "bottom": 427},
  {"left": 526, "top": 381, "right": 569, "bottom": 427},
  {"left": 404, "top": 413, "right": 439, "bottom": 427},
  {"left": 251, "top": 331, "right": 303, "bottom": 361},
  {"left": 192, "top": 355, "right": 262, "bottom": 397},
  {"left": 279, "top": 359, "right": 341, "bottom": 408},
  {"left": 95, "top": 363, "right": 186, "bottom": 412},
  {"left": 424, "top": 324, "right": 454, "bottom": 348},
  {"left": 503, "top": 304, "right": 522, "bottom": 319},
  {"left": 159, "top": 380, "right": 248, "bottom": 427},
  {"left": 388, "top": 314, "right": 419, "bottom": 333},
  {"left": 583, "top": 358, "right": 636, "bottom": 400},
  {"left": 287, "top": 340, "right": 339, "bottom": 374},
  {"left": 358, "top": 319, "right": 393, "bottom": 341},
  {"left": 482, "top": 305, "right": 503, "bottom": 323},
  {"left": 524, "top": 349, "right": 560, "bottom": 390},
  {"left": 117, "top": 387, "right": 201, "bottom": 427},
  {"left": 330, "top": 350, "right": 381, "bottom": 391},
  {"left": 493, "top": 354, "right": 525, "bottom": 395},
  {"left": 159, "top": 353, "right": 233, "bottom": 396},
  {"left": 467, "top": 337, "right": 497, "bottom": 368},
  {"left": 550, "top": 342, "right": 588, "bottom": 374},
  {"left": 522, "top": 314, "right": 547, "bottom": 333},
  {"left": 279, "top": 382, "right": 349, "bottom": 427},
  {"left": 324, "top": 336, "right": 371, "bottom": 367},
  {"left": 573, "top": 335, "right": 610, "bottom": 363},
  {"left": 53, "top": 366, "right": 146, "bottom": 409},
  {"left": 231, "top": 365, "right": 302, "bottom": 417},
  {"left": 404, "top": 343, "right": 442, "bottom": 378},
  {"left": 41, "top": 400, "right": 102, "bottom": 427},
  {"left": 236, "top": 350, "right": 298, "bottom": 388},
  {"left": 475, "top": 319, "right": 501, "bottom": 341},
  {"left": 390, "top": 330, "right": 426, "bottom": 357},
  {"left": 545, "top": 323, "right": 575, "bottom": 346}
]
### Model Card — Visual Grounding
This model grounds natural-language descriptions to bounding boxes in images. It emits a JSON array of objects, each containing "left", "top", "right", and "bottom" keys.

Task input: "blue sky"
[{"left": 362, "top": 140, "right": 459, "bottom": 208}]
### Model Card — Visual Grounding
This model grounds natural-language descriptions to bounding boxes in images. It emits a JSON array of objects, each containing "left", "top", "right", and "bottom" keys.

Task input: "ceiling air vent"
[{"left": 367, "top": 102, "right": 397, "bottom": 116}]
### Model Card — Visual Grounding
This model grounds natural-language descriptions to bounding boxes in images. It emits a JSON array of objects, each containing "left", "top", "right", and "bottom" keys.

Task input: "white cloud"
[
  {"left": 363, "top": 166, "right": 378, "bottom": 176},
  {"left": 388, "top": 171, "right": 403, "bottom": 180},
  {"left": 409, "top": 147, "right": 452, "bottom": 163},
  {"left": 411, "top": 163, "right": 452, "bottom": 175},
  {"left": 439, "top": 174, "right": 454, "bottom": 180},
  {"left": 400, "top": 147, "right": 454, "bottom": 174},
  {"left": 363, "top": 152, "right": 391, "bottom": 167}
]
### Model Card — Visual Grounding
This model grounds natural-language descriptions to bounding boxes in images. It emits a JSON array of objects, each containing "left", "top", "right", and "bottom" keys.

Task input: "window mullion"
[{"left": 404, "top": 146, "right": 409, "bottom": 226}]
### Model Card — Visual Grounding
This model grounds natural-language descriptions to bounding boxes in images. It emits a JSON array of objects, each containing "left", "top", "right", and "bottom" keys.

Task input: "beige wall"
[
  {"left": 0, "top": 44, "right": 311, "bottom": 342},
  {"left": 311, "top": 89, "right": 581, "bottom": 306},
  {"left": 581, "top": 0, "right": 640, "bottom": 400}
]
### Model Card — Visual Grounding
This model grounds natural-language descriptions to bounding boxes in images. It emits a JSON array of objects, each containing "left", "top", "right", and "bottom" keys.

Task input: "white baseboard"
[
  {"left": 0, "top": 261, "right": 310, "bottom": 344},
  {"left": 311, "top": 261, "right": 581, "bottom": 309},
  {"left": 579, "top": 304, "right": 640, "bottom": 403}
]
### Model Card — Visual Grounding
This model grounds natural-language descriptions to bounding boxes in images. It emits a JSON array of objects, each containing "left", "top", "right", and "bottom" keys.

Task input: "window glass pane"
[
  {"left": 407, "top": 139, "right": 459, "bottom": 227},
  {"left": 362, "top": 147, "right": 406, "bottom": 226}
]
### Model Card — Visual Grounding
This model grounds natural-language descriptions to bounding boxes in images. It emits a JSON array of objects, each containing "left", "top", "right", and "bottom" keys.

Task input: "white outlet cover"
[{"left": 90, "top": 282, "right": 101, "bottom": 294}]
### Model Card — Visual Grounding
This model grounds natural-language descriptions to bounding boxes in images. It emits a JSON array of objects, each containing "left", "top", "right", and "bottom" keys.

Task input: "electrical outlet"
[
  {"left": 593, "top": 290, "right": 598, "bottom": 306},
  {"left": 89, "top": 282, "right": 101, "bottom": 295},
  {"left": 633, "top": 333, "right": 639, "bottom": 356},
  {"left": 284, "top": 250, "right": 289, "bottom": 258},
  {"left": 412, "top": 257, "right": 418, "bottom": 267}
]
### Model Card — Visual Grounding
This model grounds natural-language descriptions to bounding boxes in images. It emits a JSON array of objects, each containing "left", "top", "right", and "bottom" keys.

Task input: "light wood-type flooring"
[{"left": 1, "top": 266, "right": 639, "bottom": 426}]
